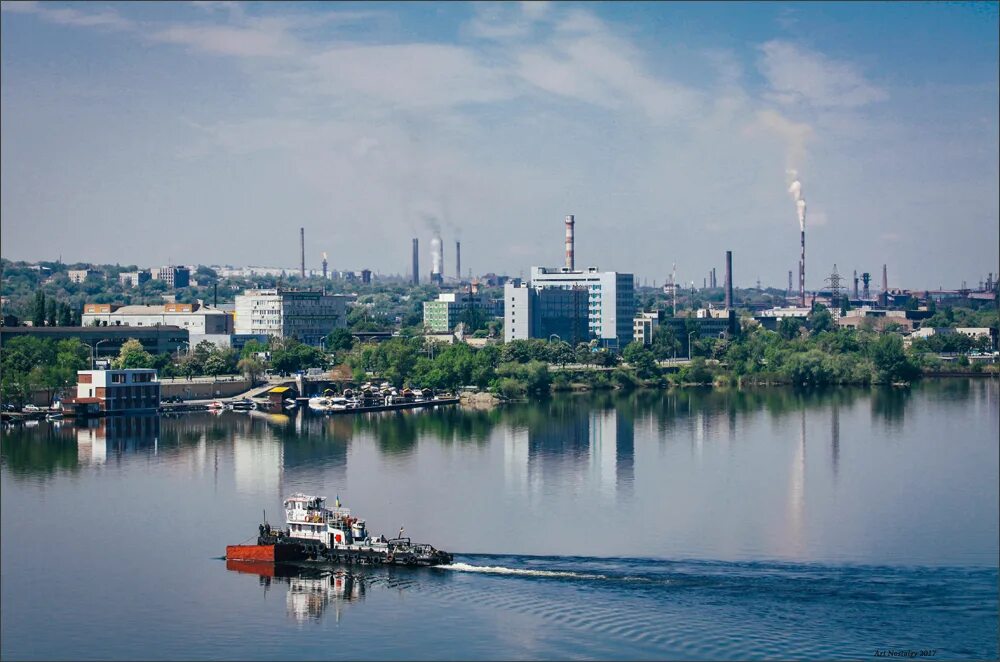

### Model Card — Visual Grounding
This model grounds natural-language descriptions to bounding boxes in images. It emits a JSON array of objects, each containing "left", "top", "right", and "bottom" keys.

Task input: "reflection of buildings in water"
[
  {"left": 588, "top": 410, "right": 634, "bottom": 498},
  {"left": 831, "top": 403, "right": 840, "bottom": 479},
  {"left": 503, "top": 426, "right": 533, "bottom": 493},
  {"left": 233, "top": 435, "right": 283, "bottom": 496},
  {"left": 76, "top": 416, "right": 160, "bottom": 465},
  {"left": 279, "top": 416, "right": 350, "bottom": 489},
  {"left": 519, "top": 405, "right": 635, "bottom": 497},
  {"left": 786, "top": 411, "right": 806, "bottom": 556}
]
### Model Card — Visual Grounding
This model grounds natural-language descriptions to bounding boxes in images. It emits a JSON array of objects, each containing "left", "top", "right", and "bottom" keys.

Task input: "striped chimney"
[{"left": 564, "top": 215, "right": 575, "bottom": 271}]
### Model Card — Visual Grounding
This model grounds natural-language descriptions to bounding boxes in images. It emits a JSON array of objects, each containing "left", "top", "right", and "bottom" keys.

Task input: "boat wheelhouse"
[{"left": 284, "top": 494, "right": 373, "bottom": 551}]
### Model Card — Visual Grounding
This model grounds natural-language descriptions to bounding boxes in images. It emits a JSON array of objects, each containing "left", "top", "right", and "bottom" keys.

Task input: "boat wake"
[{"left": 436, "top": 562, "right": 609, "bottom": 580}]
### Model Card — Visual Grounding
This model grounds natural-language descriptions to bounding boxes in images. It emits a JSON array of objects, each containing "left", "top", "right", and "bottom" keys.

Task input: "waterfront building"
[
  {"left": 68, "top": 268, "right": 102, "bottom": 283},
  {"left": 504, "top": 280, "right": 590, "bottom": 345},
  {"left": 119, "top": 270, "right": 151, "bottom": 288},
  {"left": 423, "top": 292, "right": 500, "bottom": 333},
  {"left": 0, "top": 325, "right": 188, "bottom": 357},
  {"left": 150, "top": 266, "right": 190, "bottom": 288},
  {"left": 82, "top": 302, "right": 232, "bottom": 335},
  {"left": 631, "top": 310, "right": 732, "bottom": 355},
  {"left": 234, "top": 289, "right": 348, "bottom": 346},
  {"left": 504, "top": 267, "right": 633, "bottom": 348},
  {"left": 74, "top": 369, "right": 160, "bottom": 414}
]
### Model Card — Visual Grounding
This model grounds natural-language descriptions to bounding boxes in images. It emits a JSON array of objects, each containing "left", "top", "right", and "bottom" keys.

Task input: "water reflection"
[
  {"left": 225, "top": 561, "right": 365, "bottom": 623},
  {"left": 0, "top": 380, "right": 986, "bottom": 491}
]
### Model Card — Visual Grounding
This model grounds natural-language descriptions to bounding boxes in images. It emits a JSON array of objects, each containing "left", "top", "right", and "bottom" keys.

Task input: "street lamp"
[
  {"left": 688, "top": 331, "right": 696, "bottom": 359},
  {"left": 86, "top": 339, "right": 111, "bottom": 369}
]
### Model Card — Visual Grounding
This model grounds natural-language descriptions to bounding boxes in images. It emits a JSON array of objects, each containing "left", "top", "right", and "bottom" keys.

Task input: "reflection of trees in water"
[
  {"left": 1, "top": 422, "right": 82, "bottom": 478},
  {"left": 351, "top": 407, "right": 503, "bottom": 456},
  {"left": 871, "top": 387, "right": 911, "bottom": 427}
]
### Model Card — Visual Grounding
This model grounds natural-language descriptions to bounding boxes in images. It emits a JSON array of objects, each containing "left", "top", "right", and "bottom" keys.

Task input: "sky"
[{"left": 1, "top": 1, "right": 998, "bottom": 290}]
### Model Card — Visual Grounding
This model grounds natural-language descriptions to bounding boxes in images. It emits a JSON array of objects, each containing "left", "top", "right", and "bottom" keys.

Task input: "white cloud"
[
  {"left": 758, "top": 40, "right": 888, "bottom": 109},
  {"left": 149, "top": 22, "right": 297, "bottom": 57}
]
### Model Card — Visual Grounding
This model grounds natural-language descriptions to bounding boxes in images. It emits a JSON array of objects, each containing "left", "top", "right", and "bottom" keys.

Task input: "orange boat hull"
[{"left": 225, "top": 544, "right": 304, "bottom": 563}]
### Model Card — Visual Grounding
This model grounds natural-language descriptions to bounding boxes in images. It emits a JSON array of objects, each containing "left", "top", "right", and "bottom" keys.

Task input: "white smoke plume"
[{"left": 787, "top": 170, "right": 806, "bottom": 232}]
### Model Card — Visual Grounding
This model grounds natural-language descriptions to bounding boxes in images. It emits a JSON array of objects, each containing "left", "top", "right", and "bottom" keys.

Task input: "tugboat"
[{"left": 226, "top": 494, "right": 453, "bottom": 567}]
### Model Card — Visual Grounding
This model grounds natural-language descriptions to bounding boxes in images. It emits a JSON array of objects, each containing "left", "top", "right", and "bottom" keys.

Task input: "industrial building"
[
  {"left": 632, "top": 311, "right": 732, "bottom": 355},
  {"left": 504, "top": 280, "right": 590, "bottom": 345},
  {"left": 234, "top": 288, "right": 348, "bottom": 346},
  {"left": 82, "top": 302, "right": 232, "bottom": 335},
  {"left": 524, "top": 267, "right": 635, "bottom": 348},
  {"left": 423, "top": 291, "right": 501, "bottom": 334},
  {"left": 150, "top": 266, "right": 190, "bottom": 288}
]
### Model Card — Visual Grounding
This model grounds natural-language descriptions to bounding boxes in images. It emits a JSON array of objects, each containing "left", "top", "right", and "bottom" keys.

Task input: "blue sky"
[{"left": 2, "top": 1, "right": 997, "bottom": 290}]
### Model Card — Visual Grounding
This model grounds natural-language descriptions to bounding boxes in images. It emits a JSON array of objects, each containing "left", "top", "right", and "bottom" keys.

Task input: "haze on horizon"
[{"left": 1, "top": 1, "right": 997, "bottom": 290}]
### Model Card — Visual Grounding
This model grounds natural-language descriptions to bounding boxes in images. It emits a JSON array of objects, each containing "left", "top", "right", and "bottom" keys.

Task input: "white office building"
[
  {"left": 520, "top": 267, "right": 634, "bottom": 348},
  {"left": 234, "top": 289, "right": 348, "bottom": 346},
  {"left": 82, "top": 302, "right": 233, "bottom": 335}
]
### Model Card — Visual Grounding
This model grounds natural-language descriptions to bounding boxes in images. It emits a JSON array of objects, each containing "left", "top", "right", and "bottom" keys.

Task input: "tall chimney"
[
  {"left": 564, "top": 215, "right": 575, "bottom": 270},
  {"left": 322, "top": 253, "right": 328, "bottom": 280},
  {"left": 300, "top": 227, "right": 305, "bottom": 279},
  {"left": 455, "top": 241, "right": 461, "bottom": 280},
  {"left": 799, "top": 228, "right": 806, "bottom": 306},
  {"left": 852, "top": 270, "right": 858, "bottom": 299},
  {"left": 788, "top": 270, "right": 793, "bottom": 296},
  {"left": 724, "top": 250, "right": 733, "bottom": 310},
  {"left": 412, "top": 238, "right": 419, "bottom": 285},
  {"left": 882, "top": 264, "right": 888, "bottom": 294}
]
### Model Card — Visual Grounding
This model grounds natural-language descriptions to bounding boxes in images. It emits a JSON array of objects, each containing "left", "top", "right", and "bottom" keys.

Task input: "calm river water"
[{"left": 2, "top": 381, "right": 997, "bottom": 660}]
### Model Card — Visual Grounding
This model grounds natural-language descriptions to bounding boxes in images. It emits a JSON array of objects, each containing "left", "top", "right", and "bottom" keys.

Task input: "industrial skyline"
[{"left": 1, "top": 2, "right": 997, "bottom": 290}]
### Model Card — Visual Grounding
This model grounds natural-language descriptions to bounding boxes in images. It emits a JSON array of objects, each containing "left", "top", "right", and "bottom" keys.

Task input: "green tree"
[
  {"left": 869, "top": 334, "right": 918, "bottom": 382},
  {"left": 622, "top": 342, "right": 658, "bottom": 379},
  {"left": 778, "top": 317, "right": 803, "bottom": 340},
  {"left": 112, "top": 339, "right": 155, "bottom": 369},
  {"left": 45, "top": 298, "right": 57, "bottom": 327},
  {"left": 239, "top": 339, "right": 269, "bottom": 361},
  {"left": 808, "top": 304, "right": 833, "bottom": 335},
  {"left": 238, "top": 357, "right": 265, "bottom": 384},
  {"left": 32, "top": 291, "right": 46, "bottom": 327},
  {"left": 325, "top": 328, "right": 355, "bottom": 353},
  {"left": 650, "top": 326, "right": 681, "bottom": 360},
  {"left": 57, "top": 302, "right": 72, "bottom": 327}
]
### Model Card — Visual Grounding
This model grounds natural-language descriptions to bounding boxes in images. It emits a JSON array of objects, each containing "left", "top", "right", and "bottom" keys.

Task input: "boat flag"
[{"left": 335, "top": 495, "right": 341, "bottom": 508}]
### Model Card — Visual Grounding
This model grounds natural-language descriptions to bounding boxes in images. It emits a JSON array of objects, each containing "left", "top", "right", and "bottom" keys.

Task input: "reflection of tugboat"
[
  {"left": 225, "top": 561, "right": 364, "bottom": 623},
  {"left": 226, "top": 494, "right": 453, "bottom": 567}
]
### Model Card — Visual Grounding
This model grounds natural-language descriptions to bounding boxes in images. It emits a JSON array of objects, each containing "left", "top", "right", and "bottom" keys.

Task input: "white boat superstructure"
[{"left": 284, "top": 494, "right": 387, "bottom": 555}]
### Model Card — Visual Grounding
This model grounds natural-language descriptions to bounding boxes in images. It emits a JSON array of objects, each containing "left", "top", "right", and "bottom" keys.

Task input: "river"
[{"left": 2, "top": 380, "right": 997, "bottom": 659}]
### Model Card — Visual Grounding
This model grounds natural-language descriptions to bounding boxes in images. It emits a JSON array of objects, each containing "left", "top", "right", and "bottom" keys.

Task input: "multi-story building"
[
  {"left": 633, "top": 311, "right": 663, "bottom": 346},
  {"left": 119, "top": 270, "right": 151, "bottom": 288},
  {"left": 82, "top": 302, "right": 232, "bottom": 335},
  {"left": 512, "top": 267, "right": 634, "bottom": 348},
  {"left": 75, "top": 369, "right": 160, "bottom": 414},
  {"left": 150, "top": 266, "right": 190, "bottom": 288},
  {"left": 234, "top": 289, "right": 348, "bottom": 346},
  {"left": 423, "top": 292, "right": 501, "bottom": 333},
  {"left": 68, "top": 268, "right": 102, "bottom": 283},
  {"left": 504, "top": 280, "right": 590, "bottom": 345}
]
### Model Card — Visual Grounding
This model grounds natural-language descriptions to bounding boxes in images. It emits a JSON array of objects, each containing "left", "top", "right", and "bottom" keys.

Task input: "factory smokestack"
[
  {"left": 431, "top": 234, "right": 443, "bottom": 284},
  {"left": 852, "top": 270, "right": 858, "bottom": 299},
  {"left": 724, "top": 250, "right": 733, "bottom": 310},
  {"left": 456, "top": 241, "right": 461, "bottom": 281},
  {"left": 564, "top": 215, "right": 575, "bottom": 270},
  {"left": 300, "top": 227, "right": 306, "bottom": 279},
  {"left": 788, "top": 173, "right": 807, "bottom": 306},
  {"left": 322, "top": 252, "right": 328, "bottom": 280},
  {"left": 882, "top": 264, "right": 888, "bottom": 294},
  {"left": 412, "top": 238, "right": 419, "bottom": 285}
]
